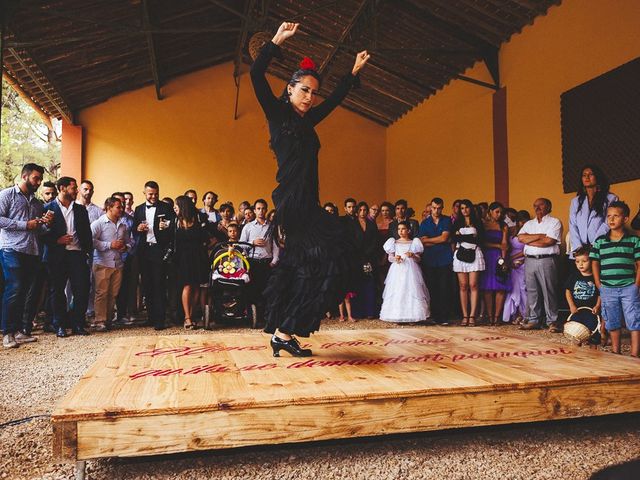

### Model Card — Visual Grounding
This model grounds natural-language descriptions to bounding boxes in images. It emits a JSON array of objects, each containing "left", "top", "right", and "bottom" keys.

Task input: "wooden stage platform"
[{"left": 52, "top": 327, "right": 640, "bottom": 471}]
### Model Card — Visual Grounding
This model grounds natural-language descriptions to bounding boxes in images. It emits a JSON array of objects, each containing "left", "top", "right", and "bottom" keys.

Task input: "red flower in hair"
[{"left": 299, "top": 57, "right": 317, "bottom": 71}]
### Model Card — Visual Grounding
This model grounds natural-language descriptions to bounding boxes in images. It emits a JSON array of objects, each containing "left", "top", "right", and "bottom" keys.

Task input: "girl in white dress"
[
  {"left": 452, "top": 199, "right": 485, "bottom": 326},
  {"left": 380, "top": 222, "right": 430, "bottom": 323}
]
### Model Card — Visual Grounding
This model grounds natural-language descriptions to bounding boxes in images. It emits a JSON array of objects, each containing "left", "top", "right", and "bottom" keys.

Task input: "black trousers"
[
  {"left": 139, "top": 246, "right": 167, "bottom": 327},
  {"left": 49, "top": 250, "right": 90, "bottom": 330},
  {"left": 249, "top": 258, "right": 273, "bottom": 304},
  {"left": 23, "top": 261, "right": 52, "bottom": 332},
  {"left": 423, "top": 264, "right": 454, "bottom": 322}
]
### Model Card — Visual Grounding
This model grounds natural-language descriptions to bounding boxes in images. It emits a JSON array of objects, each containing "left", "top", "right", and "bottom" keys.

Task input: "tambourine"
[{"left": 563, "top": 306, "right": 601, "bottom": 344}]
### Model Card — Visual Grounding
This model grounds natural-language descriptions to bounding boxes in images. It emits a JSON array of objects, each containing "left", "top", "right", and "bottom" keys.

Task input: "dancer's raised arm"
[
  {"left": 250, "top": 22, "right": 299, "bottom": 119},
  {"left": 307, "top": 50, "right": 370, "bottom": 126},
  {"left": 271, "top": 22, "right": 299, "bottom": 46}
]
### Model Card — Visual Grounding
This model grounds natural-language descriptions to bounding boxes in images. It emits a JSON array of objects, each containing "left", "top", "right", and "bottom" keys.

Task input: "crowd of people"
[{"left": 1, "top": 163, "right": 639, "bottom": 357}]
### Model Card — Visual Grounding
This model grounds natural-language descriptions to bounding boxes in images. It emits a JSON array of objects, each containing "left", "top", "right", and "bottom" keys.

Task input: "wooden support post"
[
  {"left": 142, "top": 0, "right": 162, "bottom": 100},
  {"left": 482, "top": 47, "right": 500, "bottom": 89},
  {"left": 456, "top": 74, "right": 499, "bottom": 91},
  {"left": 493, "top": 87, "right": 509, "bottom": 205},
  {"left": 75, "top": 461, "right": 86, "bottom": 480}
]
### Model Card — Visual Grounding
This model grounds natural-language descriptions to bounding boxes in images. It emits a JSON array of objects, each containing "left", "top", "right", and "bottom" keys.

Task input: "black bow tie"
[{"left": 146, "top": 204, "right": 155, "bottom": 209}]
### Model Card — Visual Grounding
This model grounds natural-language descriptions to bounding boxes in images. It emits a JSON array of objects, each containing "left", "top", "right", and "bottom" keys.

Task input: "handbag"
[
  {"left": 162, "top": 219, "right": 177, "bottom": 265},
  {"left": 496, "top": 256, "right": 510, "bottom": 281},
  {"left": 456, "top": 246, "right": 476, "bottom": 263}
]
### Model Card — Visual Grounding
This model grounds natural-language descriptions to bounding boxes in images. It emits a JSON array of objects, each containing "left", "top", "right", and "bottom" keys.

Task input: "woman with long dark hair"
[
  {"left": 452, "top": 200, "right": 485, "bottom": 326},
  {"left": 250, "top": 22, "right": 369, "bottom": 357},
  {"left": 480, "top": 202, "right": 510, "bottom": 325},
  {"left": 569, "top": 165, "right": 617, "bottom": 256},
  {"left": 173, "top": 195, "right": 209, "bottom": 329},
  {"left": 351, "top": 201, "right": 379, "bottom": 319}
]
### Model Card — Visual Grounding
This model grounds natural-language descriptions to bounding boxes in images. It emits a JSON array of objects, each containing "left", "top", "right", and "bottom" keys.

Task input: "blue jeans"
[
  {"left": 600, "top": 284, "right": 640, "bottom": 331},
  {"left": 0, "top": 249, "right": 40, "bottom": 335}
]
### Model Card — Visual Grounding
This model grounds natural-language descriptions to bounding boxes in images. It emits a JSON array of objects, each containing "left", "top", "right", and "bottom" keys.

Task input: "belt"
[{"left": 525, "top": 254, "right": 557, "bottom": 259}]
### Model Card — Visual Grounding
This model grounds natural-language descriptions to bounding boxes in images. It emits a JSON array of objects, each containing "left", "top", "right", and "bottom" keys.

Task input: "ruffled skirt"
[{"left": 263, "top": 206, "right": 355, "bottom": 337}]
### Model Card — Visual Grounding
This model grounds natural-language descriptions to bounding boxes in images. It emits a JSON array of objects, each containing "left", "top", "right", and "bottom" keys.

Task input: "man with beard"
[
  {"left": 0, "top": 164, "right": 53, "bottom": 348},
  {"left": 77, "top": 180, "right": 103, "bottom": 321},
  {"left": 44, "top": 177, "right": 93, "bottom": 338}
]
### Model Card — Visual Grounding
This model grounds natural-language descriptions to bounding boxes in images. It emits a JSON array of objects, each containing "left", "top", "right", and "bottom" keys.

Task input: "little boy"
[
  {"left": 564, "top": 246, "right": 603, "bottom": 348},
  {"left": 590, "top": 201, "right": 640, "bottom": 357}
]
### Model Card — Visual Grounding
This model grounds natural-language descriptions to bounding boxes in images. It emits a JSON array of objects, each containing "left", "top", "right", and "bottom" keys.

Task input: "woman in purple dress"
[
  {"left": 502, "top": 210, "right": 531, "bottom": 324},
  {"left": 480, "top": 202, "right": 510, "bottom": 325}
]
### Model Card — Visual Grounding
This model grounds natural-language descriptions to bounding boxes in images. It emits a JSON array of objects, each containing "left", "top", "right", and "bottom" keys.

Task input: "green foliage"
[{"left": 1, "top": 78, "right": 60, "bottom": 188}]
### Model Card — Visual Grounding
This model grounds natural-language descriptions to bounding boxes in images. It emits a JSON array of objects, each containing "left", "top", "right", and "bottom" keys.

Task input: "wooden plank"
[
  {"left": 52, "top": 421, "right": 77, "bottom": 462},
  {"left": 52, "top": 328, "right": 640, "bottom": 423},
  {"left": 75, "top": 379, "right": 640, "bottom": 460}
]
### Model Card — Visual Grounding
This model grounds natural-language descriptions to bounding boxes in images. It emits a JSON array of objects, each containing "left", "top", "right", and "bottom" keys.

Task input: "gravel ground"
[{"left": 1, "top": 318, "right": 638, "bottom": 480}]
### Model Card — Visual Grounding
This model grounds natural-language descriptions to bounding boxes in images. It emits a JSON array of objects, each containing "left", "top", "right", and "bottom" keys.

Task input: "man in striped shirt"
[{"left": 590, "top": 201, "right": 640, "bottom": 357}]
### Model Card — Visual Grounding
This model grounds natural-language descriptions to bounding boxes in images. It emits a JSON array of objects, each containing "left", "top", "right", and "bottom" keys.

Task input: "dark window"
[{"left": 560, "top": 57, "right": 640, "bottom": 193}]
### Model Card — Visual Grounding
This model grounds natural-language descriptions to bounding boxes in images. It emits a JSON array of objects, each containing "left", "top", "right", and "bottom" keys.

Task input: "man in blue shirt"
[
  {"left": 0, "top": 164, "right": 52, "bottom": 348},
  {"left": 418, "top": 197, "right": 454, "bottom": 325}
]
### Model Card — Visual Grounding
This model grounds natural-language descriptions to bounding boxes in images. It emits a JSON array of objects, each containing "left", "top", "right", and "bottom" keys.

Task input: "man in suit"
[
  {"left": 43, "top": 177, "right": 93, "bottom": 337},
  {"left": 133, "top": 181, "right": 174, "bottom": 330}
]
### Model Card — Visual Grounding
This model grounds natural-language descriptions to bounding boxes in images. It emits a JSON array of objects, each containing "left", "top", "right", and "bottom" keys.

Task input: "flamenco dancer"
[{"left": 250, "top": 22, "right": 370, "bottom": 357}]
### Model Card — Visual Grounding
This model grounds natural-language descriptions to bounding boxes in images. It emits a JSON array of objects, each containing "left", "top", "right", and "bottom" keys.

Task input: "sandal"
[
  {"left": 183, "top": 318, "right": 194, "bottom": 330},
  {"left": 468, "top": 316, "right": 476, "bottom": 327},
  {"left": 461, "top": 316, "right": 469, "bottom": 327}
]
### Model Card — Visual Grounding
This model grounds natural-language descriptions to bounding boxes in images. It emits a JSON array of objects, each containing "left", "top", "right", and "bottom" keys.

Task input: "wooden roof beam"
[
  {"left": 207, "top": 0, "right": 248, "bottom": 22},
  {"left": 7, "top": 46, "right": 73, "bottom": 124},
  {"left": 401, "top": 0, "right": 498, "bottom": 48},
  {"left": 141, "top": 0, "right": 162, "bottom": 100},
  {"left": 318, "top": 0, "right": 376, "bottom": 75}
]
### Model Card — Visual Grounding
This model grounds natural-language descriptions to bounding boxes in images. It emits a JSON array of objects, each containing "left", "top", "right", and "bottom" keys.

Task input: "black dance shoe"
[{"left": 271, "top": 335, "right": 312, "bottom": 357}]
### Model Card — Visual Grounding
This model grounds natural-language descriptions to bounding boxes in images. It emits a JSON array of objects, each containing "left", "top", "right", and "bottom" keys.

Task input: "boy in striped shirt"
[{"left": 590, "top": 201, "right": 640, "bottom": 357}]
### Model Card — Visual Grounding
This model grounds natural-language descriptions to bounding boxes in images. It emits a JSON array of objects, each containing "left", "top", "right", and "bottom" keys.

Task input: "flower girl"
[{"left": 380, "top": 222, "right": 430, "bottom": 323}]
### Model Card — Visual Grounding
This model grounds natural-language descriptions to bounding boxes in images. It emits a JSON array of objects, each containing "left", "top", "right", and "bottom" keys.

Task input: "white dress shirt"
[
  {"left": 518, "top": 214, "right": 562, "bottom": 256},
  {"left": 239, "top": 219, "right": 279, "bottom": 262},
  {"left": 145, "top": 203, "right": 157, "bottom": 245},
  {"left": 77, "top": 201, "right": 103, "bottom": 224},
  {"left": 56, "top": 198, "right": 81, "bottom": 251}
]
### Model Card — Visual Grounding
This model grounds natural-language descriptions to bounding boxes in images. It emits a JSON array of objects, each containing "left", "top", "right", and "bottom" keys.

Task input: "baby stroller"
[{"left": 205, "top": 241, "right": 259, "bottom": 329}]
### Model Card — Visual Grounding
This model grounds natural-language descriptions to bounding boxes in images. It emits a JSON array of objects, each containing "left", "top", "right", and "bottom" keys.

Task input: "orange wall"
[
  {"left": 386, "top": 60, "right": 496, "bottom": 213},
  {"left": 80, "top": 61, "right": 386, "bottom": 210},
  {"left": 387, "top": 0, "right": 640, "bottom": 226},
  {"left": 504, "top": 0, "right": 640, "bottom": 225}
]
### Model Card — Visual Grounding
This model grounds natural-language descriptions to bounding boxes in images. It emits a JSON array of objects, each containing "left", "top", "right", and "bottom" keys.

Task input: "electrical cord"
[{"left": 0, "top": 414, "right": 50, "bottom": 429}]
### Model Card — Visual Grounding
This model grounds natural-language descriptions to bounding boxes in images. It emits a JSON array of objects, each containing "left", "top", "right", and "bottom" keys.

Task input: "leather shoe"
[
  {"left": 548, "top": 321, "right": 563, "bottom": 333},
  {"left": 72, "top": 328, "right": 90, "bottom": 336},
  {"left": 56, "top": 327, "right": 67, "bottom": 338},
  {"left": 519, "top": 321, "right": 541, "bottom": 330}
]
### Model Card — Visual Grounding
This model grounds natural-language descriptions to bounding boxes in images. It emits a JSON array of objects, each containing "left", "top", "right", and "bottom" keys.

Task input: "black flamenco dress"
[{"left": 250, "top": 41, "right": 359, "bottom": 337}]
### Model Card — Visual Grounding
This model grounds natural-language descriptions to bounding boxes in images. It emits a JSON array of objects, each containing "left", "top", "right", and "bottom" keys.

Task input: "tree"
[{"left": 1, "top": 77, "right": 61, "bottom": 188}]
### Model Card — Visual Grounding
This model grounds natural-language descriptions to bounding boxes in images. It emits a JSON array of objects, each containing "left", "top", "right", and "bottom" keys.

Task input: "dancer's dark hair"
[
  {"left": 280, "top": 57, "right": 322, "bottom": 103},
  {"left": 576, "top": 164, "right": 611, "bottom": 217}
]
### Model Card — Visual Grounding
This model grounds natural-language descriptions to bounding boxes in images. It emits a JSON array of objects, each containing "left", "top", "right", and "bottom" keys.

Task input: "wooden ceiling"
[{"left": 2, "top": 0, "right": 561, "bottom": 126}]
